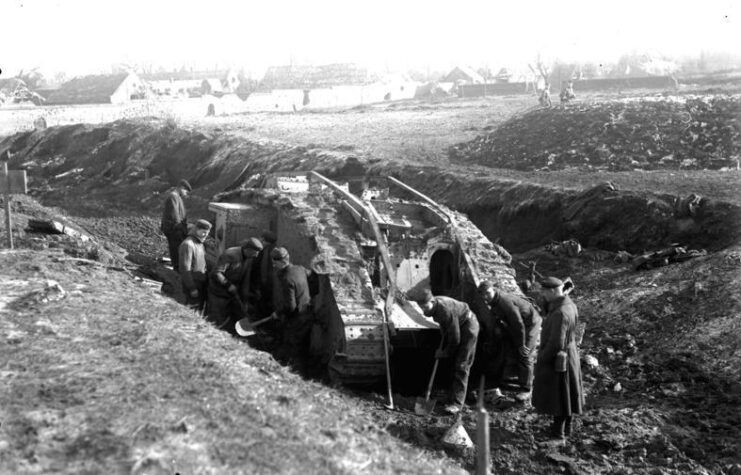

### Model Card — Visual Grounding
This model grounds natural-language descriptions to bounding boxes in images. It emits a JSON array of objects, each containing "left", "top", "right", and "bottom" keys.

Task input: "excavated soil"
[
  {"left": 450, "top": 95, "right": 741, "bottom": 171},
  {"left": 1, "top": 94, "right": 740, "bottom": 474}
]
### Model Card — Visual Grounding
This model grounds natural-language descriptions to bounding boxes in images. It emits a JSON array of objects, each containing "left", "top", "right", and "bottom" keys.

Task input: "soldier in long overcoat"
[
  {"left": 532, "top": 276, "right": 585, "bottom": 441},
  {"left": 160, "top": 180, "right": 191, "bottom": 271}
]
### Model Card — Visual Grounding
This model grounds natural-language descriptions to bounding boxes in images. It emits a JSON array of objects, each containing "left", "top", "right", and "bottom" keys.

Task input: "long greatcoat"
[{"left": 532, "top": 295, "right": 585, "bottom": 416}]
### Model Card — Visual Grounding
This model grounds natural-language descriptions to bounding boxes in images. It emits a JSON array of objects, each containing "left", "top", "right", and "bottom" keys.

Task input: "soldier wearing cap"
[
  {"left": 160, "top": 179, "right": 192, "bottom": 271},
  {"left": 253, "top": 230, "right": 278, "bottom": 317},
  {"left": 271, "top": 247, "right": 313, "bottom": 374},
  {"left": 179, "top": 219, "right": 212, "bottom": 311},
  {"left": 207, "top": 237, "right": 263, "bottom": 333},
  {"left": 416, "top": 289, "right": 480, "bottom": 415},
  {"left": 478, "top": 281, "right": 542, "bottom": 402},
  {"left": 532, "top": 277, "right": 585, "bottom": 443}
]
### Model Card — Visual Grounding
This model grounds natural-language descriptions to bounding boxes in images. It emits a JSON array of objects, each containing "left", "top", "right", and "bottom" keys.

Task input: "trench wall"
[{"left": 2, "top": 119, "right": 739, "bottom": 255}]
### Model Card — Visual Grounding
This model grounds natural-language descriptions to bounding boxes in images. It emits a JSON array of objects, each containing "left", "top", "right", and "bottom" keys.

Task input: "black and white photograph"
[{"left": 0, "top": 0, "right": 739, "bottom": 473}]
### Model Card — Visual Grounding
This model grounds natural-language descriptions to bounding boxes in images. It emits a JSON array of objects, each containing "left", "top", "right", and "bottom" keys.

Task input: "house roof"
[
  {"left": 442, "top": 66, "right": 485, "bottom": 84},
  {"left": 141, "top": 70, "right": 233, "bottom": 81},
  {"left": 259, "top": 63, "right": 379, "bottom": 90},
  {"left": 45, "top": 73, "right": 132, "bottom": 105}
]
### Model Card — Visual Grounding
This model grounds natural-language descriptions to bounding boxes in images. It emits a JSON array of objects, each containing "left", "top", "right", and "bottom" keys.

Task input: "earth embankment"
[
  {"left": 2, "top": 118, "right": 739, "bottom": 255},
  {"left": 449, "top": 95, "right": 741, "bottom": 172}
]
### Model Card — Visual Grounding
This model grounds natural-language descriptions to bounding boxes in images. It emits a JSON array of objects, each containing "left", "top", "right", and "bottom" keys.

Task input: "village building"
[
  {"left": 247, "top": 63, "right": 417, "bottom": 111},
  {"left": 43, "top": 72, "right": 146, "bottom": 105},
  {"left": 141, "top": 69, "right": 240, "bottom": 98},
  {"left": 442, "top": 66, "right": 486, "bottom": 85}
]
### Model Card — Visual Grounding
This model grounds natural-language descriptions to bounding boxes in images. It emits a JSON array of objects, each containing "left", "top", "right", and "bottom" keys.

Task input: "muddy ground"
[{"left": 1, "top": 91, "right": 740, "bottom": 474}]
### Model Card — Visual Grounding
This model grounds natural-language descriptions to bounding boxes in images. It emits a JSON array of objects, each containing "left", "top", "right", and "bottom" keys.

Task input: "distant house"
[
  {"left": 442, "top": 66, "right": 485, "bottom": 85},
  {"left": 44, "top": 72, "right": 146, "bottom": 105},
  {"left": 249, "top": 63, "right": 417, "bottom": 111},
  {"left": 141, "top": 69, "right": 240, "bottom": 97},
  {"left": 0, "top": 78, "right": 45, "bottom": 106}
]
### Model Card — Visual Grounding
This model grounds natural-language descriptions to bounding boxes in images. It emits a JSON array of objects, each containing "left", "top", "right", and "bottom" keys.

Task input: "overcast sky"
[{"left": 1, "top": 0, "right": 738, "bottom": 78}]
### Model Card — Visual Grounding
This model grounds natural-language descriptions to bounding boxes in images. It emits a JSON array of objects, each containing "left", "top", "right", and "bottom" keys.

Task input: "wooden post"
[
  {"left": 475, "top": 375, "right": 491, "bottom": 475},
  {"left": 1, "top": 162, "right": 28, "bottom": 249},
  {"left": 2, "top": 161, "right": 11, "bottom": 249}
]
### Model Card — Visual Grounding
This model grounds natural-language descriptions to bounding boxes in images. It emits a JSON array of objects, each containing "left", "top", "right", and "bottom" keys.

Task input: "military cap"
[
  {"left": 241, "top": 237, "right": 263, "bottom": 251},
  {"left": 271, "top": 246, "right": 289, "bottom": 261},
  {"left": 414, "top": 288, "right": 434, "bottom": 305},
  {"left": 477, "top": 281, "right": 495, "bottom": 293},
  {"left": 195, "top": 219, "right": 212, "bottom": 230},
  {"left": 540, "top": 276, "right": 564, "bottom": 288},
  {"left": 261, "top": 230, "right": 278, "bottom": 244},
  {"left": 179, "top": 179, "right": 193, "bottom": 192}
]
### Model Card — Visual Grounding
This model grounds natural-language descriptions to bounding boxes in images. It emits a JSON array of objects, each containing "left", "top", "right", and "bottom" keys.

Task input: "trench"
[
  {"left": 3, "top": 120, "right": 740, "bottom": 387},
  {"left": 2, "top": 121, "right": 740, "bottom": 472}
]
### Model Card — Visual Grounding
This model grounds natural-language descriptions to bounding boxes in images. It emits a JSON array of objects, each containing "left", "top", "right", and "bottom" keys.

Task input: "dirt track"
[{"left": 1, "top": 92, "right": 740, "bottom": 474}]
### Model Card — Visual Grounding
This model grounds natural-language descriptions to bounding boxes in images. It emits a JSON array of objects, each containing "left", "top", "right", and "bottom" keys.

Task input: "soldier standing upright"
[
  {"left": 179, "top": 219, "right": 211, "bottom": 312},
  {"left": 271, "top": 247, "right": 314, "bottom": 375},
  {"left": 532, "top": 277, "right": 585, "bottom": 444},
  {"left": 160, "top": 179, "right": 191, "bottom": 271}
]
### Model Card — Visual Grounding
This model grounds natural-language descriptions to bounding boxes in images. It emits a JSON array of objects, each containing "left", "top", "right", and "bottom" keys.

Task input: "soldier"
[
  {"left": 539, "top": 82, "right": 552, "bottom": 107},
  {"left": 207, "top": 237, "right": 263, "bottom": 333},
  {"left": 416, "top": 289, "right": 480, "bottom": 415},
  {"left": 160, "top": 179, "right": 191, "bottom": 271},
  {"left": 253, "top": 230, "right": 278, "bottom": 317},
  {"left": 532, "top": 277, "right": 585, "bottom": 444},
  {"left": 271, "top": 247, "right": 313, "bottom": 375},
  {"left": 179, "top": 219, "right": 211, "bottom": 312},
  {"left": 559, "top": 80, "right": 576, "bottom": 104},
  {"left": 478, "top": 281, "right": 542, "bottom": 402}
]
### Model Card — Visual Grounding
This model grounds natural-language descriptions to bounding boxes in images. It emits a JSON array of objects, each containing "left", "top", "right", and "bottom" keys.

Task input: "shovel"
[
  {"left": 415, "top": 338, "right": 445, "bottom": 415},
  {"left": 235, "top": 313, "right": 277, "bottom": 337}
]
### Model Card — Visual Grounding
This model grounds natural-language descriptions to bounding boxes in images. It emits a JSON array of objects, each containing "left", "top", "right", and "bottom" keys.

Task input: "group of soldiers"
[
  {"left": 539, "top": 80, "right": 577, "bottom": 107},
  {"left": 161, "top": 180, "right": 584, "bottom": 444},
  {"left": 415, "top": 277, "right": 584, "bottom": 443},
  {"left": 160, "top": 180, "right": 316, "bottom": 374}
]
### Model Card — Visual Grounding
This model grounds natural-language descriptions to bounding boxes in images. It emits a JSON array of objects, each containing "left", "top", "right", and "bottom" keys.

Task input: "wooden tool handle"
[{"left": 424, "top": 358, "right": 440, "bottom": 400}]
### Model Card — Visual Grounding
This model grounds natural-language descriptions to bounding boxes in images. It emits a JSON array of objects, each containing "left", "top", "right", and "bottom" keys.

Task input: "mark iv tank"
[{"left": 208, "top": 171, "right": 520, "bottom": 384}]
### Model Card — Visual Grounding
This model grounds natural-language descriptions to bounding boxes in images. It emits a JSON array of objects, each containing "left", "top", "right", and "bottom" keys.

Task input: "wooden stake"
[
  {"left": 476, "top": 375, "right": 490, "bottom": 475},
  {"left": 3, "top": 161, "right": 12, "bottom": 249}
]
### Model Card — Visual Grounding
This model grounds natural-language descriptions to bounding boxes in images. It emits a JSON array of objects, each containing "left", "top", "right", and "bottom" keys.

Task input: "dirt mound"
[
  {"left": 2, "top": 119, "right": 739, "bottom": 258},
  {"left": 450, "top": 95, "right": 741, "bottom": 171}
]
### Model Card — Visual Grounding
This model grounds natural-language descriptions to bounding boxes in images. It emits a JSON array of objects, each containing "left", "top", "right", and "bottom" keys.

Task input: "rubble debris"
[
  {"left": 674, "top": 193, "right": 704, "bottom": 218},
  {"left": 27, "top": 219, "right": 92, "bottom": 242},
  {"left": 632, "top": 245, "right": 708, "bottom": 270},
  {"left": 614, "top": 250, "right": 633, "bottom": 263},
  {"left": 583, "top": 355, "right": 599, "bottom": 370},
  {"left": 545, "top": 239, "right": 582, "bottom": 257},
  {"left": 441, "top": 421, "right": 473, "bottom": 449},
  {"left": 450, "top": 95, "right": 741, "bottom": 171}
]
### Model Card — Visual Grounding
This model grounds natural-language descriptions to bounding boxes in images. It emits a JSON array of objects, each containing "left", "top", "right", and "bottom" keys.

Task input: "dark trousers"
[
  {"left": 165, "top": 230, "right": 184, "bottom": 271},
  {"left": 552, "top": 414, "right": 573, "bottom": 438},
  {"left": 207, "top": 292, "right": 242, "bottom": 333},
  {"left": 517, "top": 323, "right": 540, "bottom": 391},
  {"left": 451, "top": 314, "right": 480, "bottom": 406},
  {"left": 182, "top": 276, "right": 207, "bottom": 312},
  {"left": 282, "top": 313, "right": 314, "bottom": 375}
]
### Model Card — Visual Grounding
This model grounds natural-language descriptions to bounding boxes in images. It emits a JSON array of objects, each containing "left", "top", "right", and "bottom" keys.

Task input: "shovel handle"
[
  {"left": 424, "top": 335, "right": 445, "bottom": 400},
  {"left": 424, "top": 358, "right": 440, "bottom": 401},
  {"left": 250, "top": 313, "right": 277, "bottom": 328}
]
